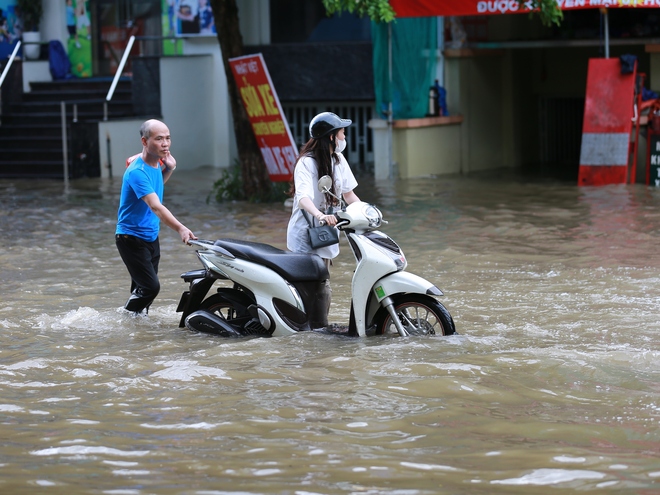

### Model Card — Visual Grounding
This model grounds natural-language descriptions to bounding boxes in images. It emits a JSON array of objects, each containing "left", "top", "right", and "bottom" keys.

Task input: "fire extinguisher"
[{"left": 427, "top": 85, "right": 438, "bottom": 117}]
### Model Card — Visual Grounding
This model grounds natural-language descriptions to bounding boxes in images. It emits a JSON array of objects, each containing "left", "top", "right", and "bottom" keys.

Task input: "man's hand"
[
  {"left": 162, "top": 152, "right": 177, "bottom": 171},
  {"left": 179, "top": 227, "right": 197, "bottom": 244}
]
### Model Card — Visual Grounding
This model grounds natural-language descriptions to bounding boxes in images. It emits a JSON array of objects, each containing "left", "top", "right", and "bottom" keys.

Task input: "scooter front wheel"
[{"left": 374, "top": 295, "right": 457, "bottom": 336}]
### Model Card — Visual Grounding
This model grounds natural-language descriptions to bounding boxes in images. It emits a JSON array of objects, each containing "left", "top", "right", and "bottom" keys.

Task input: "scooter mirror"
[{"left": 317, "top": 175, "right": 333, "bottom": 193}]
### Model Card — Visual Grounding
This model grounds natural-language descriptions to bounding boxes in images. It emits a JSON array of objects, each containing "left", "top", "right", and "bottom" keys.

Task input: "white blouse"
[{"left": 286, "top": 152, "right": 358, "bottom": 259}]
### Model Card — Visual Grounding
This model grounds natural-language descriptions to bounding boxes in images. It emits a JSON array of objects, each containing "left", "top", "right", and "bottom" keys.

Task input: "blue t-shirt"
[
  {"left": 116, "top": 157, "right": 164, "bottom": 242},
  {"left": 66, "top": 6, "right": 75, "bottom": 27}
]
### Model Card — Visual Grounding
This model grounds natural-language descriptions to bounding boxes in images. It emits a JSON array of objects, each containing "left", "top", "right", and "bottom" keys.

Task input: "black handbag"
[{"left": 302, "top": 210, "right": 339, "bottom": 249}]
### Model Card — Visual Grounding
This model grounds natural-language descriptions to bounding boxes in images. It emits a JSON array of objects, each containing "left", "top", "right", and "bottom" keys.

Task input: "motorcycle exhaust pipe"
[{"left": 184, "top": 310, "right": 244, "bottom": 338}]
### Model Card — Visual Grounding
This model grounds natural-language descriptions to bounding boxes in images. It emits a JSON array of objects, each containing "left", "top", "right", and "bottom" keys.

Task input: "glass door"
[{"left": 91, "top": 0, "right": 162, "bottom": 77}]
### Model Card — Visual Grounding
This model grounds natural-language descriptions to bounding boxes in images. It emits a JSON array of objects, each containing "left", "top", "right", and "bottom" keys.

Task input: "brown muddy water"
[{"left": 1, "top": 167, "right": 660, "bottom": 494}]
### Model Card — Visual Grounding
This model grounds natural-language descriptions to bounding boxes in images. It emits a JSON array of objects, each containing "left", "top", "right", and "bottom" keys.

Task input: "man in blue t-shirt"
[{"left": 116, "top": 119, "right": 197, "bottom": 314}]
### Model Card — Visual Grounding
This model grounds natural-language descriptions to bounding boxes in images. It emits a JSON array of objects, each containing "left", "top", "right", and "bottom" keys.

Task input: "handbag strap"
[{"left": 301, "top": 209, "right": 316, "bottom": 228}]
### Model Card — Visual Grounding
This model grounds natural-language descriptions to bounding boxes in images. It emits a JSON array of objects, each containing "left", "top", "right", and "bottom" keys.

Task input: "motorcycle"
[{"left": 176, "top": 176, "right": 457, "bottom": 338}]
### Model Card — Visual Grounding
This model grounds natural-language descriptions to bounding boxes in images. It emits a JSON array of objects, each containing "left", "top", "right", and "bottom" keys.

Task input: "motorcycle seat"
[{"left": 213, "top": 239, "right": 329, "bottom": 282}]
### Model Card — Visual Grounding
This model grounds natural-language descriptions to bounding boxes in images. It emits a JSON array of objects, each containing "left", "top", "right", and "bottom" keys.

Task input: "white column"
[{"left": 41, "top": 0, "right": 68, "bottom": 47}]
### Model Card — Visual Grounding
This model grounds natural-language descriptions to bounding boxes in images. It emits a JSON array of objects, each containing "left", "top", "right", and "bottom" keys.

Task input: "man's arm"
[{"left": 142, "top": 192, "right": 196, "bottom": 243}]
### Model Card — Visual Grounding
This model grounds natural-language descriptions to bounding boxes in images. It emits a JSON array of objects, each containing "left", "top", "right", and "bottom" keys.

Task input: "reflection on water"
[{"left": 1, "top": 167, "right": 660, "bottom": 493}]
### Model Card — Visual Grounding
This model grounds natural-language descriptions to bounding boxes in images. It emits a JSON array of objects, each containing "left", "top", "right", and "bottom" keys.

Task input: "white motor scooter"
[{"left": 176, "top": 176, "right": 456, "bottom": 338}]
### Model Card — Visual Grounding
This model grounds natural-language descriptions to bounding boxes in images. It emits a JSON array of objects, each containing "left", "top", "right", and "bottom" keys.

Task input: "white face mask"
[{"left": 335, "top": 138, "right": 347, "bottom": 153}]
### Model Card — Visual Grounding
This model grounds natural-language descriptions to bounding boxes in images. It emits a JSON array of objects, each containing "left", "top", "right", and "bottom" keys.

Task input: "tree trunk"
[{"left": 209, "top": 0, "right": 272, "bottom": 199}]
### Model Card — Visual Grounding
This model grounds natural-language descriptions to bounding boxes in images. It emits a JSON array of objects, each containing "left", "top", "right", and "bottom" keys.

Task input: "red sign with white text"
[
  {"left": 228, "top": 53, "right": 297, "bottom": 182},
  {"left": 390, "top": 0, "right": 660, "bottom": 18}
]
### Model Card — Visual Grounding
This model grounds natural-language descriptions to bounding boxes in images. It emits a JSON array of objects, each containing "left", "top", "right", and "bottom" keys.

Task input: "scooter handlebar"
[{"left": 320, "top": 213, "right": 346, "bottom": 228}]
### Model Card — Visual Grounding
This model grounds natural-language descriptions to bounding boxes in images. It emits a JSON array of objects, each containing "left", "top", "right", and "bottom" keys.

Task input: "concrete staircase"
[{"left": 0, "top": 75, "right": 135, "bottom": 179}]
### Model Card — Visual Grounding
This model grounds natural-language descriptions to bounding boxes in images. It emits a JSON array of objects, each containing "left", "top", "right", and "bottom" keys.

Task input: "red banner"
[
  {"left": 390, "top": 0, "right": 660, "bottom": 18},
  {"left": 228, "top": 53, "right": 297, "bottom": 182}
]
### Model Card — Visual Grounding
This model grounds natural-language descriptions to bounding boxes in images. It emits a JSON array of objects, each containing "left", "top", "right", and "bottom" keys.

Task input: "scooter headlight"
[{"left": 363, "top": 204, "right": 382, "bottom": 228}]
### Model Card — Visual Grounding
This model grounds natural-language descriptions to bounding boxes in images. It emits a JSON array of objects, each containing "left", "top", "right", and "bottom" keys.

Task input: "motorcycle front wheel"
[{"left": 373, "top": 294, "right": 457, "bottom": 336}]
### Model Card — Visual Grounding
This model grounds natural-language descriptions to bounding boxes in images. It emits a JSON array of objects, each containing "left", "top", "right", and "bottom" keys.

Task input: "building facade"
[{"left": 17, "top": 1, "right": 660, "bottom": 181}]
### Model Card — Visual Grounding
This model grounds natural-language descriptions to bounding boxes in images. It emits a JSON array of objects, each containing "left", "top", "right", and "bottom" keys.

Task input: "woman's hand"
[
  {"left": 299, "top": 198, "right": 336, "bottom": 226},
  {"left": 318, "top": 213, "right": 337, "bottom": 226}
]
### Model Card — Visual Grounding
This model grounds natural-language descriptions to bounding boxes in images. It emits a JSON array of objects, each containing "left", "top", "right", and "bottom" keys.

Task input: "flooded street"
[{"left": 1, "top": 167, "right": 660, "bottom": 494}]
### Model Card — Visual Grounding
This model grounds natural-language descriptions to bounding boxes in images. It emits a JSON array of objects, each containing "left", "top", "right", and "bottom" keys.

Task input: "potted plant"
[{"left": 16, "top": 0, "right": 43, "bottom": 59}]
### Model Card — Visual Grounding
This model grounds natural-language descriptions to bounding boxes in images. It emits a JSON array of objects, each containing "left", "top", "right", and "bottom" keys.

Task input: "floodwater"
[{"left": 1, "top": 166, "right": 660, "bottom": 494}]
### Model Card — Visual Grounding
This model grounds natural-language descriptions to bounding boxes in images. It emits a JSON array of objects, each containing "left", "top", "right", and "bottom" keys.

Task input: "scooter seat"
[{"left": 213, "top": 238, "right": 329, "bottom": 282}]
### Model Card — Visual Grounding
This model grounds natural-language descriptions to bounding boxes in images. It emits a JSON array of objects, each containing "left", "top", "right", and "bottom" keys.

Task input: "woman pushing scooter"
[{"left": 286, "top": 112, "right": 362, "bottom": 330}]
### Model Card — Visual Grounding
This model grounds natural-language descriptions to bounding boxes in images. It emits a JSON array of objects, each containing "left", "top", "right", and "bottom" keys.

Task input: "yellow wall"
[{"left": 393, "top": 121, "right": 463, "bottom": 178}]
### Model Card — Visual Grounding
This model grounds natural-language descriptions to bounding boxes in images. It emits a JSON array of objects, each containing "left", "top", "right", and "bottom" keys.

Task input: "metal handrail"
[
  {"left": 104, "top": 34, "right": 135, "bottom": 120},
  {"left": 61, "top": 101, "right": 69, "bottom": 191},
  {"left": 0, "top": 40, "right": 22, "bottom": 89}
]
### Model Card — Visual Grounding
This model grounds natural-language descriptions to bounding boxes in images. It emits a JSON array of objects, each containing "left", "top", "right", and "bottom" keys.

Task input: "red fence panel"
[{"left": 578, "top": 58, "right": 636, "bottom": 186}]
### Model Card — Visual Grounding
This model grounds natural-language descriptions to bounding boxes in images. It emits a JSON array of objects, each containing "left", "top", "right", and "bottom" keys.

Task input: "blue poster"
[
  {"left": 0, "top": 1, "right": 20, "bottom": 60},
  {"left": 164, "top": 0, "right": 216, "bottom": 37}
]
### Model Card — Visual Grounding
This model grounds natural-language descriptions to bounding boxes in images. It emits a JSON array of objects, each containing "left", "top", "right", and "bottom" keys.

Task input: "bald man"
[{"left": 115, "top": 119, "right": 197, "bottom": 314}]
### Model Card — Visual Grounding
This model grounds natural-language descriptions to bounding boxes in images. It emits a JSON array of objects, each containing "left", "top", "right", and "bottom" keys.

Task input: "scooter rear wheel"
[
  {"left": 374, "top": 295, "right": 456, "bottom": 336},
  {"left": 200, "top": 291, "right": 252, "bottom": 323}
]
